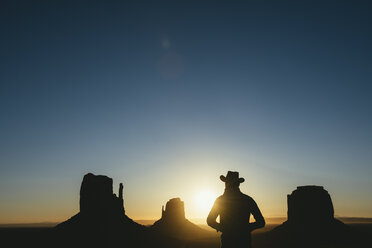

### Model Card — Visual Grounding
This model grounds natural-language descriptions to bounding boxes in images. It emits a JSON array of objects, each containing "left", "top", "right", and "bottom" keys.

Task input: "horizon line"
[{"left": 2, "top": 216, "right": 372, "bottom": 227}]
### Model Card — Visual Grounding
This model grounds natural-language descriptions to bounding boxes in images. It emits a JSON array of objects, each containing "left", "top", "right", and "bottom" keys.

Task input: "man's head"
[{"left": 220, "top": 171, "right": 245, "bottom": 189}]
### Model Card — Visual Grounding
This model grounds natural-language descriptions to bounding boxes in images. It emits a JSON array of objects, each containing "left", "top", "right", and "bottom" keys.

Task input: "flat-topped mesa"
[
  {"left": 271, "top": 185, "right": 351, "bottom": 246},
  {"left": 287, "top": 185, "right": 334, "bottom": 226},
  {"left": 161, "top": 198, "right": 185, "bottom": 221}
]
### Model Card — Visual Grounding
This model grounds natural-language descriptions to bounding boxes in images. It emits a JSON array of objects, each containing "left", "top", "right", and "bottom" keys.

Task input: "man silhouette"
[{"left": 207, "top": 171, "right": 265, "bottom": 248}]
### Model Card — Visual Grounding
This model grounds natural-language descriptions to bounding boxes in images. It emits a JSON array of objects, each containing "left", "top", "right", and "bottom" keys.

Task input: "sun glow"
[{"left": 194, "top": 189, "right": 218, "bottom": 216}]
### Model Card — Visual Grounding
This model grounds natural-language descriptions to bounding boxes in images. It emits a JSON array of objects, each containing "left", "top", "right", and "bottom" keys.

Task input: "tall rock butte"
[
  {"left": 160, "top": 198, "right": 186, "bottom": 223},
  {"left": 287, "top": 185, "right": 334, "bottom": 227},
  {"left": 270, "top": 185, "right": 350, "bottom": 246},
  {"left": 55, "top": 173, "right": 146, "bottom": 247},
  {"left": 151, "top": 198, "right": 213, "bottom": 240},
  {"left": 79, "top": 173, "right": 125, "bottom": 220}
]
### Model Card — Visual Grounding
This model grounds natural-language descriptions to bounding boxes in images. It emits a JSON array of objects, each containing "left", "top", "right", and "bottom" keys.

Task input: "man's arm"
[
  {"left": 248, "top": 198, "right": 265, "bottom": 231},
  {"left": 207, "top": 199, "right": 222, "bottom": 232}
]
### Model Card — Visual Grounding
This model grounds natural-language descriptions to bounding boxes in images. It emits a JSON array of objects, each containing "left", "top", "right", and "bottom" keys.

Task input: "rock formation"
[
  {"left": 79, "top": 173, "right": 125, "bottom": 221},
  {"left": 151, "top": 198, "right": 213, "bottom": 240},
  {"left": 55, "top": 173, "right": 147, "bottom": 247},
  {"left": 54, "top": 173, "right": 203, "bottom": 248},
  {"left": 56, "top": 173, "right": 135, "bottom": 227},
  {"left": 269, "top": 185, "right": 351, "bottom": 247},
  {"left": 161, "top": 198, "right": 186, "bottom": 222},
  {"left": 287, "top": 185, "right": 334, "bottom": 227}
]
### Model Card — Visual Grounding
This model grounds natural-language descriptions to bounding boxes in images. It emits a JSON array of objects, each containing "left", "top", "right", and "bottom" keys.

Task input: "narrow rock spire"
[{"left": 119, "top": 183, "right": 123, "bottom": 200}]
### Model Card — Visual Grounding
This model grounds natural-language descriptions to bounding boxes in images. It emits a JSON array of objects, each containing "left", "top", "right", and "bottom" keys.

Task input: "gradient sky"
[{"left": 1, "top": 1, "right": 371, "bottom": 224}]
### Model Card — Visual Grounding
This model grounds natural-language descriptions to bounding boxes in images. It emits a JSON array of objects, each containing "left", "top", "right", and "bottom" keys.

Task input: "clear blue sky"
[{"left": 0, "top": 1, "right": 371, "bottom": 223}]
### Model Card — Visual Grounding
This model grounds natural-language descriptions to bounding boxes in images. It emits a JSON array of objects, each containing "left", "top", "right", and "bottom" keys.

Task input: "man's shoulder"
[
  {"left": 240, "top": 192, "right": 256, "bottom": 203},
  {"left": 215, "top": 195, "right": 224, "bottom": 201}
]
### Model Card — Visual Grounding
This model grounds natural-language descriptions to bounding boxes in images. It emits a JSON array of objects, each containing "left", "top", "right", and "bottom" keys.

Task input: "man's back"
[
  {"left": 217, "top": 190, "right": 254, "bottom": 234},
  {"left": 207, "top": 171, "right": 265, "bottom": 248},
  {"left": 210, "top": 189, "right": 264, "bottom": 236}
]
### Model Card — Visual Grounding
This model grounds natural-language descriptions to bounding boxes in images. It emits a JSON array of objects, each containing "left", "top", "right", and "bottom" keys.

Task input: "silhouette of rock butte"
[
  {"left": 79, "top": 173, "right": 125, "bottom": 219},
  {"left": 287, "top": 185, "right": 334, "bottom": 226},
  {"left": 151, "top": 198, "right": 213, "bottom": 240},
  {"left": 271, "top": 185, "right": 350, "bottom": 246},
  {"left": 55, "top": 173, "right": 147, "bottom": 246},
  {"left": 161, "top": 198, "right": 186, "bottom": 222}
]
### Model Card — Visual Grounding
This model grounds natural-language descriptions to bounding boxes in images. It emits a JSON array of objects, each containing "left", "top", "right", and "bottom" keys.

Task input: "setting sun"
[{"left": 194, "top": 190, "right": 218, "bottom": 216}]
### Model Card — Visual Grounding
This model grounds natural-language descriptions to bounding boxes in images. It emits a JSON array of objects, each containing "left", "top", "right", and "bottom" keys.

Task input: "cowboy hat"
[{"left": 220, "top": 171, "right": 245, "bottom": 183}]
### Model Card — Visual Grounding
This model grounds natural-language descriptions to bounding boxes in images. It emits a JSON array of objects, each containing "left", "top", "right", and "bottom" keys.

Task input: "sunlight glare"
[{"left": 194, "top": 189, "right": 217, "bottom": 216}]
